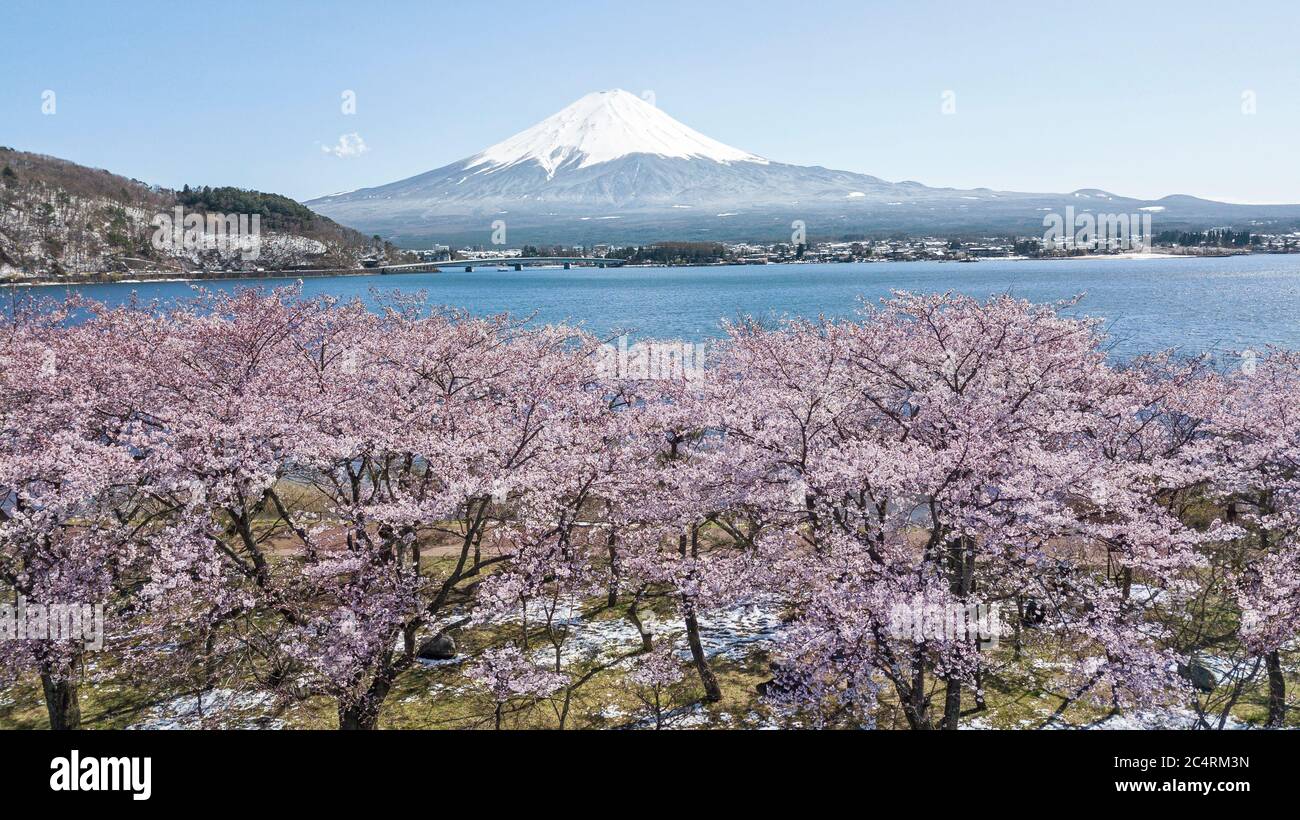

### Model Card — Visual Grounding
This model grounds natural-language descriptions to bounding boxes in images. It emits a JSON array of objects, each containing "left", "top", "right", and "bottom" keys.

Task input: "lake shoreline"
[
  {"left": 2, "top": 267, "right": 387, "bottom": 288},
  {"left": 5, "top": 249, "right": 1278, "bottom": 288},
  {"left": 10, "top": 255, "right": 1300, "bottom": 361}
]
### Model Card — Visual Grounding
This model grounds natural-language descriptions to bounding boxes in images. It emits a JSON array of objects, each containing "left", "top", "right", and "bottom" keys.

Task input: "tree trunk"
[
  {"left": 898, "top": 646, "right": 932, "bottom": 729},
  {"left": 41, "top": 665, "right": 82, "bottom": 731},
  {"left": 337, "top": 704, "right": 378, "bottom": 730},
  {"left": 337, "top": 679, "right": 391, "bottom": 730},
  {"left": 605, "top": 508, "right": 620, "bottom": 608},
  {"left": 1012, "top": 596, "right": 1023, "bottom": 660},
  {"left": 606, "top": 536, "right": 619, "bottom": 608},
  {"left": 1266, "top": 650, "right": 1286, "bottom": 728},
  {"left": 683, "top": 605, "right": 722, "bottom": 702},
  {"left": 939, "top": 535, "right": 973, "bottom": 730},
  {"left": 941, "top": 678, "right": 962, "bottom": 730},
  {"left": 628, "top": 588, "right": 653, "bottom": 652},
  {"left": 679, "top": 527, "right": 721, "bottom": 703}
]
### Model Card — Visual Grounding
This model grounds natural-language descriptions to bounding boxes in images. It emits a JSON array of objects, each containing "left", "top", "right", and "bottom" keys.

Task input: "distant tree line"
[
  {"left": 605, "top": 242, "right": 729, "bottom": 264},
  {"left": 1013, "top": 238, "right": 1043, "bottom": 256},
  {"left": 517, "top": 245, "right": 571, "bottom": 258},
  {"left": 177, "top": 185, "right": 320, "bottom": 233},
  {"left": 1156, "top": 229, "right": 1258, "bottom": 247},
  {"left": 175, "top": 185, "right": 407, "bottom": 264}
]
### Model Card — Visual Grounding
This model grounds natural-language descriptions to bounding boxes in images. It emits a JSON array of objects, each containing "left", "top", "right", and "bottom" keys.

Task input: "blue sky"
[{"left": 2, "top": 0, "right": 1297, "bottom": 203}]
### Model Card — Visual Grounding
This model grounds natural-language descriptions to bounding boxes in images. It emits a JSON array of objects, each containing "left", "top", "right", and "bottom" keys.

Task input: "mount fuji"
[{"left": 305, "top": 89, "right": 1300, "bottom": 246}]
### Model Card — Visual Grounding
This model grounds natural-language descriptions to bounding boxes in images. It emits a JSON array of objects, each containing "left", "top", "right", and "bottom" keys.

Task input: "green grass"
[
  {"left": 5, "top": 499, "right": 1297, "bottom": 730},
  {"left": 4, "top": 622, "right": 1295, "bottom": 730}
]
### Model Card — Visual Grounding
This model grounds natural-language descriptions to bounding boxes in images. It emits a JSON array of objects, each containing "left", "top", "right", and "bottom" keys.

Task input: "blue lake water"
[{"left": 14, "top": 254, "right": 1300, "bottom": 358}]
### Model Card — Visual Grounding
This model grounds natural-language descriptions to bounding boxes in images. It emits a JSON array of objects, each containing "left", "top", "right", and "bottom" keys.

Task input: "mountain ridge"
[{"left": 305, "top": 90, "right": 1300, "bottom": 246}]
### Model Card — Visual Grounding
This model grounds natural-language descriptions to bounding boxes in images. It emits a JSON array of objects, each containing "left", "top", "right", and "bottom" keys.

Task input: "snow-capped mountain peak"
[
  {"left": 305, "top": 90, "right": 1300, "bottom": 247},
  {"left": 466, "top": 89, "right": 768, "bottom": 178}
]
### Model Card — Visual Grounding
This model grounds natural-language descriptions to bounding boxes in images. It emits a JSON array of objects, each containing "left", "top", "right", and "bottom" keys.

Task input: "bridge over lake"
[{"left": 376, "top": 257, "right": 627, "bottom": 273}]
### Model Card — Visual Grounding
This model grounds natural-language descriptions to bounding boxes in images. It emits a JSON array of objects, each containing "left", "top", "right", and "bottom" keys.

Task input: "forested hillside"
[{"left": 0, "top": 147, "right": 405, "bottom": 280}]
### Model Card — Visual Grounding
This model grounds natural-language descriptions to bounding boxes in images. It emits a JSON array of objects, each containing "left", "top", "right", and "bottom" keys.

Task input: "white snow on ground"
[
  {"left": 128, "top": 689, "right": 282, "bottom": 730},
  {"left": 1198, "top": 654, "right": 1238, "bottom": 679},
  {"left": 632, "top": 702, "right": 713, "bottom": 728},
  {"left": 1047, "top": 707, "right": 1252, "bottom": 731},
  {"left": 962, "top": 707, "right": 1254, "bottom": 731},
  {"left": 961, "top": 716, "right": 1001, "bottom": 730},
  {"left": 467, "top": 90, "right": 767, "bottom": 178},
  {"left": 1127, "top": 583, "right": 1171, "bottom": 611},
  {"left": 417, "top": 656, "right": 464, "bottom": 669},
  {"left": 483, "top": 595, "right": 785, "bottom": 668},
  {"left": 622, "top": 703, "right": 793, "bottom": 730},
  {"left": 692, "top": 598, "right": 785, "bottom": 661}
]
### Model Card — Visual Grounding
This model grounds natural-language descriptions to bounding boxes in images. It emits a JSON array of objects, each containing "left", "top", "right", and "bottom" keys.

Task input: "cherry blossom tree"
[
  {"left": 4, "top": 286, "right": 1293, "bottom": 732},
  {"left": 697, "top": 294, "right": 1205, "bottom": 728},
  {"left": 0, "top": 298, "right": 156, "bottom": 729},
  {"left": 1197, "top": 351, "right": 1300, "bottom": 727},
  {"left": 467, "top": 644, "right": 567, "bottom": 729},
  {"left": 627, "top": 640, "right": 685, "bottom": 729}
]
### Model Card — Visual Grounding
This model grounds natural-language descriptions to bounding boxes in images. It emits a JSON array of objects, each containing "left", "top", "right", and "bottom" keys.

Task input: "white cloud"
[{"left": 321, "top": 133, "right": 369, "bottom": 158}]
